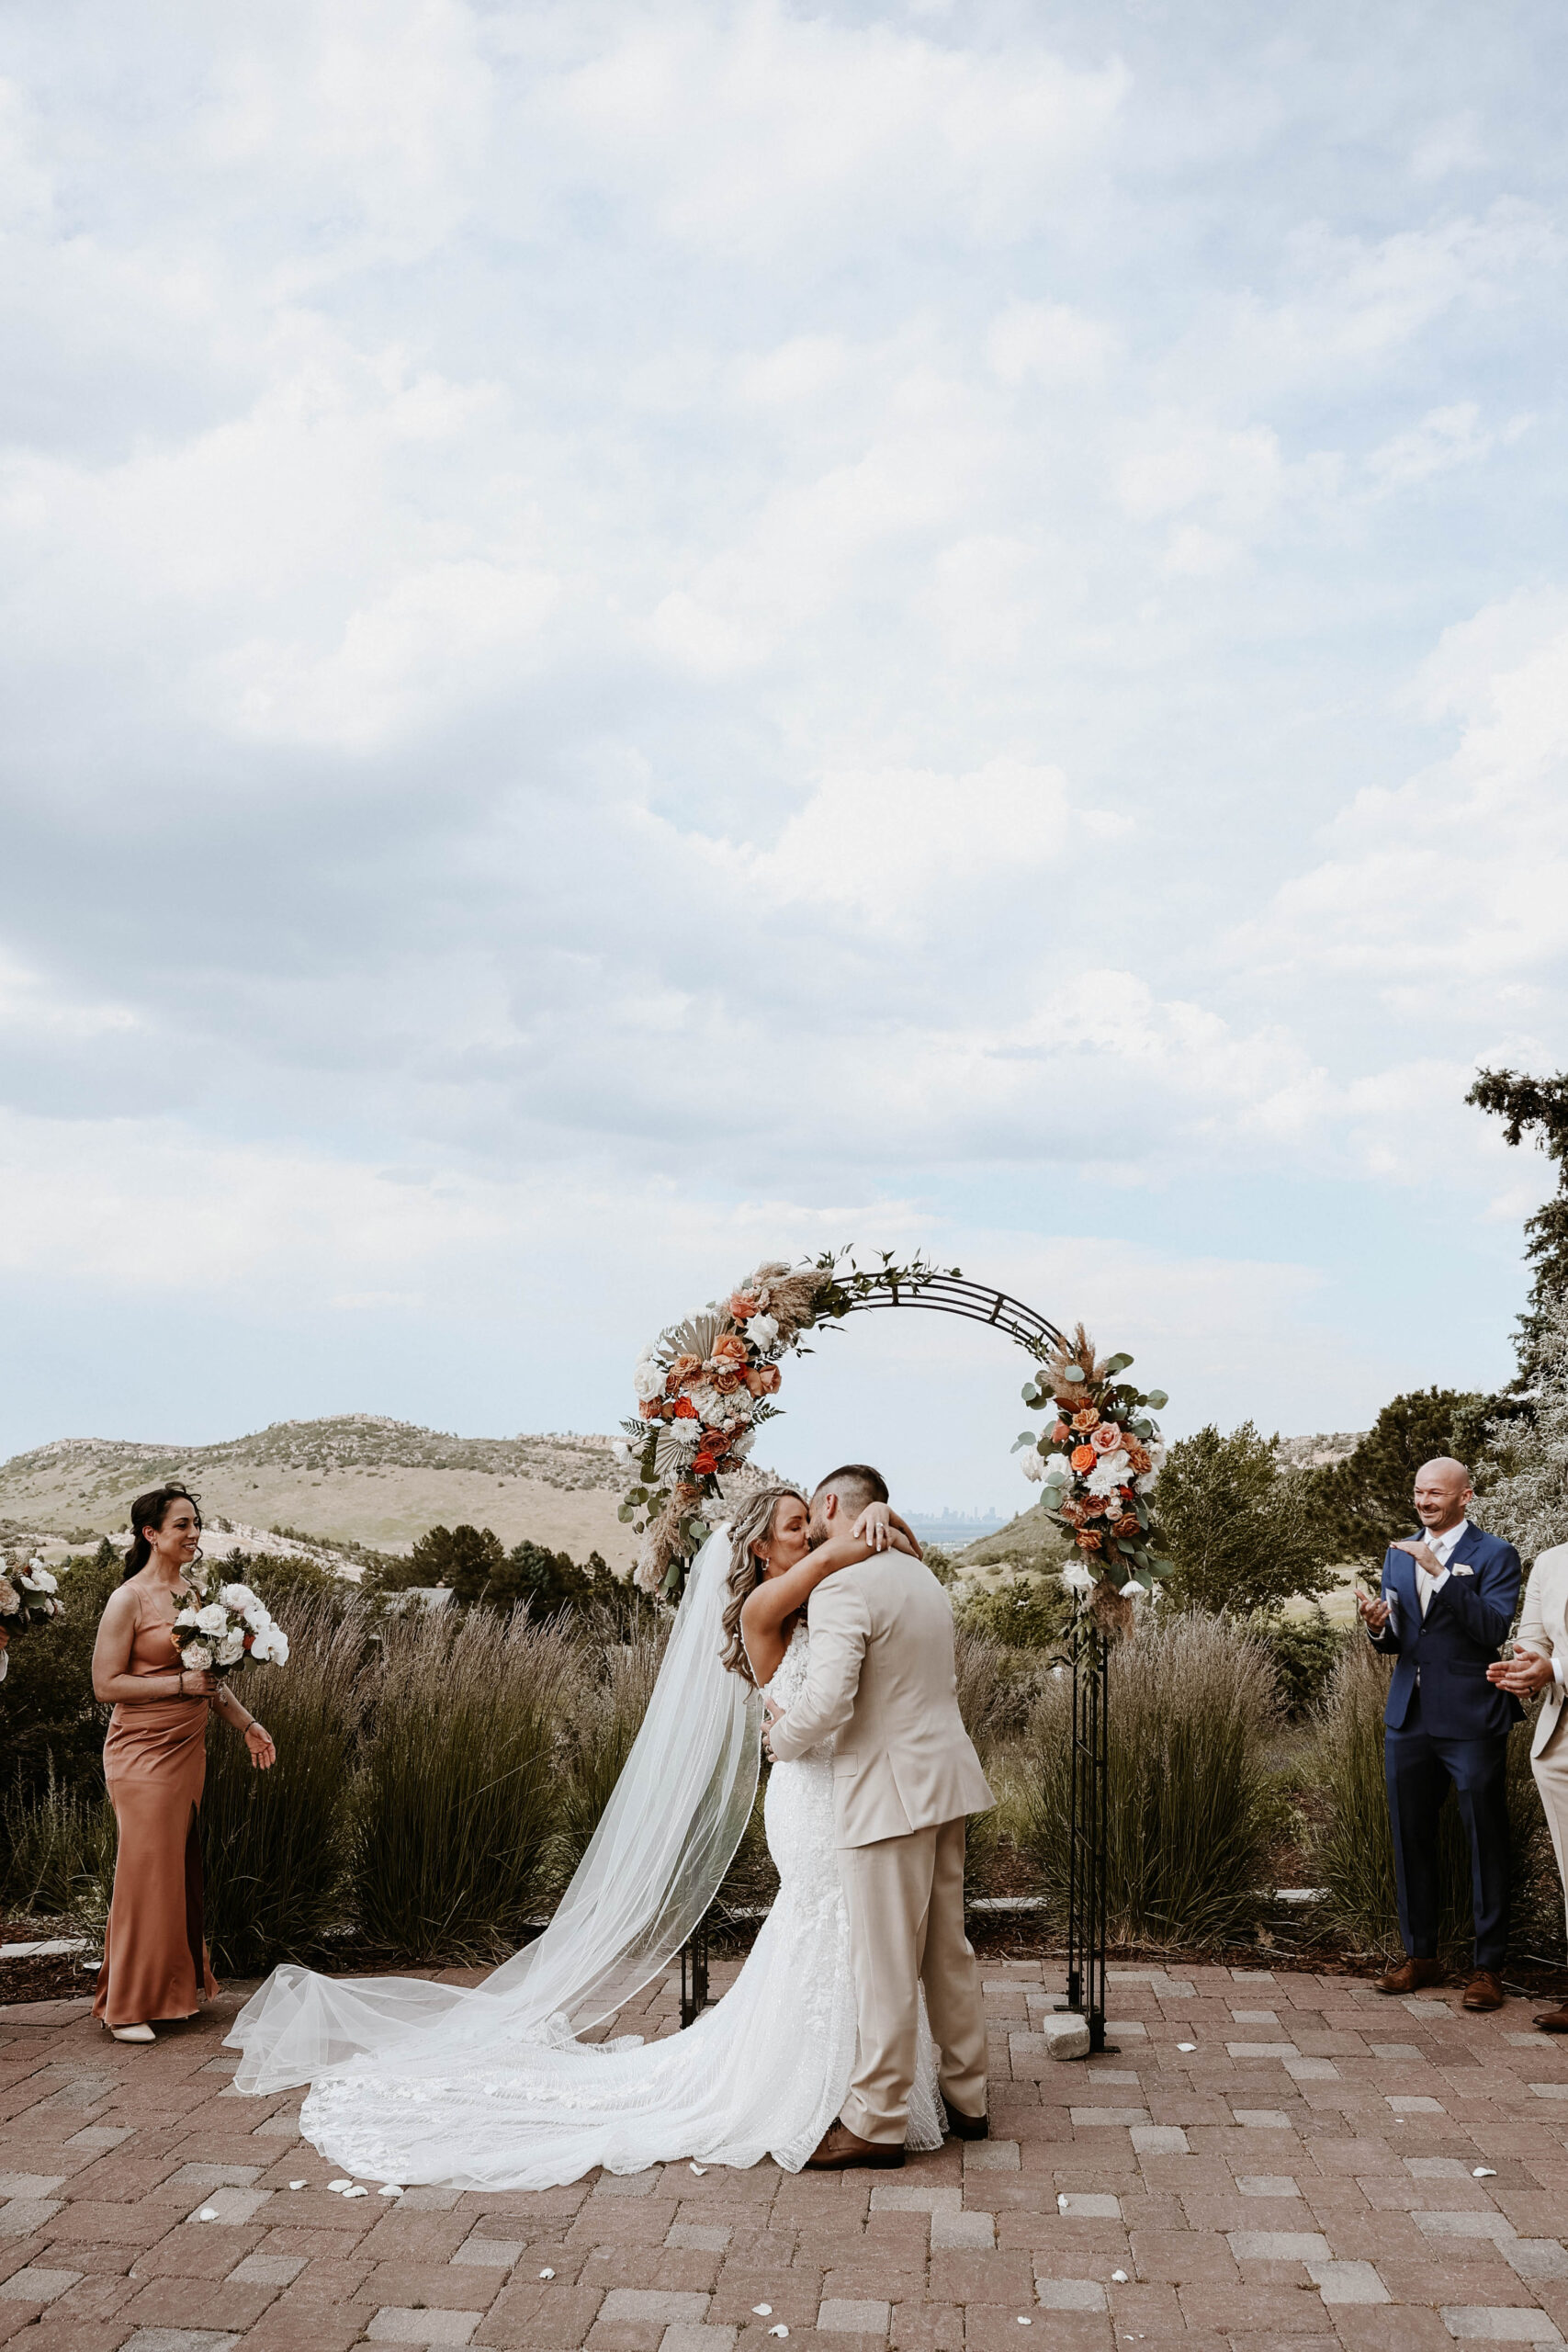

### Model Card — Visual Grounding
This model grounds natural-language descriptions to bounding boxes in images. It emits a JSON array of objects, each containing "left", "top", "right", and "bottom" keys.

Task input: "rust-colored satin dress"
[{"left": 93, "top": 1581, "right": 219, "bottom": 2027}]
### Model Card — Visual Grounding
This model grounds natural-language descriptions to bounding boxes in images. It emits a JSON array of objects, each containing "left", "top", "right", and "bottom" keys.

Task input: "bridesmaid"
[{"left": 91, "top": 1484, "right": 276, "bottom": 2043}]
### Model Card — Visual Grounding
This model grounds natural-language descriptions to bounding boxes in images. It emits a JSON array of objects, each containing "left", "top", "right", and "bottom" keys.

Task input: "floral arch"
[{"left": 617, "top": 1250, "right": 1170, "bottom": 1630}]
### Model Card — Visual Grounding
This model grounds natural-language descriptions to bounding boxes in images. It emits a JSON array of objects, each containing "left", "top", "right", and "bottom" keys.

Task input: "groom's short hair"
[{"left": 814, "top": 1463, "right": 889, "bottom": 1512}]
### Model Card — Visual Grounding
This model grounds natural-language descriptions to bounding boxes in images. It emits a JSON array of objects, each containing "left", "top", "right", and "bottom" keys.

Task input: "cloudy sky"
[{"left": 3, "top": 0, "right": 1565, "bottom": 1511}]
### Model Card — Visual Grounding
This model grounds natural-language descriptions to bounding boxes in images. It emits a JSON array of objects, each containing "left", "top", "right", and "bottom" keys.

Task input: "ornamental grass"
[
  {"left": 1011, "top": 1611, "right": 1282, "bottom": 1948},
  {"left": 349, "top": 1602, "right": 574, "bottom": 1962},
  {"left": 1309, "top": 1640, "right": 1563, "bottom": 1964},
  {"left": 0, "top": 1758, "right": 115, "bottom": 1920},
  {"left": 201, "top": 1599, "right": 368, "bottom": 1975}
]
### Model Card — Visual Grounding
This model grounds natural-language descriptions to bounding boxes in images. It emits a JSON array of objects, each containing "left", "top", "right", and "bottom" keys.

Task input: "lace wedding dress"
[{"left": 286, "top": 1624, "right": 943, "bottom": 2190}]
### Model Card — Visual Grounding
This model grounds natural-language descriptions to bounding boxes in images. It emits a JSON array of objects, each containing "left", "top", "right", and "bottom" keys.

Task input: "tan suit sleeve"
[
  {"left": 767, "top": 1577, "right": 871, "bottom": 1762},
  {"left": 1519, "top": 1558, "right": 1549, "bottom": 1657}
]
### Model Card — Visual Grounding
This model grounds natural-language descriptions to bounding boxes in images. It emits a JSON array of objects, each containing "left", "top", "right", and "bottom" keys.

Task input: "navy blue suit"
[{"left": 1370, "top": 1523, "right": 1522, "bottom": 1969}]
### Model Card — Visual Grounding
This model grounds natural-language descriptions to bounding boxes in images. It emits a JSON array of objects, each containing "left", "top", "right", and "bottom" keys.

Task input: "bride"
[{"left": 226, "top": 1484, "right": 944, "bottom": 2189}]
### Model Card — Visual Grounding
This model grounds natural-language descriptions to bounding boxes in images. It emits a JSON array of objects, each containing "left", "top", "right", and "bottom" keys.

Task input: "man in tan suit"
[
  {"left": 1489, "top": 1541, "right": 1568, "bottom": 2033},
  {"left": 765, "top": 1464, "right": 995, "bottom": 2169}
]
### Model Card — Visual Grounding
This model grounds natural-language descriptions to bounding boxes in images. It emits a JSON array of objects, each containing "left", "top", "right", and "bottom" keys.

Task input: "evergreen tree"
[
  {"left": 1481, "top": 1289, "right": 1568, "bottom": 1560},
  {"left": 1157, "top": 1422, "right": 1336, "bottom": 1615},
  {"left": 1467, "top": 1065, "right": 1568, "bottom": 1382},
  {"left": 1306, "top": 1387, "right": 1488, "bottom": 1561}
]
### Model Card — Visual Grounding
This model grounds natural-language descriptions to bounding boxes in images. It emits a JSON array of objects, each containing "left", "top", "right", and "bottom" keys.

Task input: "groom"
[{"left": 764, "top": 1464, "right": 994, "bottom": 2169}]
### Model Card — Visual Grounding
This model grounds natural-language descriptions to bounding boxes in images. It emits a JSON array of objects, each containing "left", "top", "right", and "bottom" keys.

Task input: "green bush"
[
  {"left": 200, "top": 1600, "right": 369, "bottom": 1976},
  {"left": 349, "top": 1604, "right": 573, "bottom": 1962},
  {"left": 954, "top": 1570, "right": 1073, "bottom": 1653},
  {"left": 1012, "top": 1612, "right": 1283, "bottom": 1948},
  {"left": 1254, "top": 1608, "right": 1349, "bottom": 1719},
  {"left": 1309, "top": 1641, "right": 1561, "bottom": 1964},
  {"left": 367, "top": 1524, "right": 650, "bottom": 1632},
  {"left": 0, "top": 1545, "right": 117, "bottom": 1813},
  {"left": 1158, "top": 1424, "right": 1336, "bottom": 1614},
  {"left": 1, "top": 1759, "right": 116, "bottom": 1921}
]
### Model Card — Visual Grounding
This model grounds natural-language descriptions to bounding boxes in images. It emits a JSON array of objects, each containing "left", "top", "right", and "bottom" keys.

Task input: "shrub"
[
  {"left": 1158, "top": 1425, "right": 1336, "bottom": 1614},
  {"left": 1254, "top": 1608, "right": 1349, "bottom": 1719},
  {"left": 1, "top": 1759, "right": 116, "bottom": 1921},
  {"left": 223, "top": 1549, "right": 360, "bottom": 1624},
  {"left": 555, "top": 1622, "right": 668, "bottom": 1880},
  {"left": 1012, "top": 1613, "right": 1283, "bottom": 1948},
  {"left": 1306, "top": 1389, "right": 1491, "bottom": 1564},
  {"left": 349, "top": 1605, "right": 572, "bottom": 1961},
  {"left": 1309, "top": 1640, "right": 1561, "bottom": 1963},
  {"left": 200, "top": 1600, "right": 369, "bottom": 1975},
  {"left": 954, "top": 1570, "right": 1073, "bottom": 1652},
  {"left": 0, "top": 1546, "right": 117, "bottom": 1813}
]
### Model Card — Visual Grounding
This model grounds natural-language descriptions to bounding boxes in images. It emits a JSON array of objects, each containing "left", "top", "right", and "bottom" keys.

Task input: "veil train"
[{"left": 227, "top": 1524, "right": 759, "bottom": 2095}]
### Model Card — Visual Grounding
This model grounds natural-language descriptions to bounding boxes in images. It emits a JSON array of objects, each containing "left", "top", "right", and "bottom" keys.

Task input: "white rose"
[
  {"left": 1145, "top": 1443, "right": 1167, "bottom": 1474},
  {"left": 215, "top": 1630, "right": 246, "bottom": 1666},
  {"left": 1020, "top": 1452, "right": 1044, "bottom": 1483},
  {"left": 744, "top": 1314, "right": 779, "bottom": 1352},
  {"left": 1043, "top": 1453, "right": 1070, "bottom": 1478},
  {"left": 22, "top": 1566, "right": 57, "bottom": 1594},
  {"left": 183, "top": 1642, "right": 214, "bottom": 1670},
  {"left": 1135, "top": 1472, "right": 1157, "bottom": 1495},
  {"left": 1086, "top": 1455, "right": 1130, "bottom": 1498},
  {"left": 633, "top": 1352, "right": 665, "bottom": 1402},
  {"left": 175, "top": 1607, "right": 201, "bottom": 1629},
  {"left": 220, "top": 1583, "right": 259, "bottom": 1611},
  {"left": 196, "top": 1602, "right": 229, "bottom": 1636},
  {"left": 1059, "top": 1566, "right": 1096, "bottom": 1595}
]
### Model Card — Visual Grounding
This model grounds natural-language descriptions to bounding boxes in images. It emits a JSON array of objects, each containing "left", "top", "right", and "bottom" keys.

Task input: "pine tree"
[
  {"left": 1157, "top": 1422, "right": 1336, "bottom": 1615},
  {"left": 1481, "top": 1289, "right": 1568, "bottom": 1560},
  {"left": 1466, "top": 1066, "right": 1568, "bottom": 1383},
  {"left": 1305, "top": 1387, "right": 1489, "bottom": 1563}
]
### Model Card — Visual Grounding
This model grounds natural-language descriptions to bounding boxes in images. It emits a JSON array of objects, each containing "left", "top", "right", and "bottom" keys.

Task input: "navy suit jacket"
[{"left": 1370, "top": 1523, "right": 1522, "bottom": 1737}]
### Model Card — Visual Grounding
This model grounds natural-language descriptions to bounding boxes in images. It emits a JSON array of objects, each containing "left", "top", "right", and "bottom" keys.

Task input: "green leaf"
[
  {"left": 1149, "top": 1557, "right": 1174, "bottom": 1577},
  {"left": 1062, "top": 1363, "right": 1084, "bottom": 1381},
  {"left": 616, "top": 1503, "right": 634, "bottom": 1522},
  {"left": 1105, "top": 1352, "right": 1134, "bottom": 1374},
  {"left": 1145, "top": 1389, "right": 1168, "bottom": 1409},
  {"left": 1131, "top": 1419, "right": 1152, "bottom": 1438},
  {"left": 1012, "top": 1431, "right": 1037, "bottom": 1452},
  {"left": 1114, "top": 1538, "right": 1134, "bottom": 1555},
  {"left": 1021, "top": 1380, "right": 1043, "bottom": 1404}
]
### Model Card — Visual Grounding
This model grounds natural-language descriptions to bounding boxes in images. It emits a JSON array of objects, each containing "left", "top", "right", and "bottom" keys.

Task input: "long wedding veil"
[{"left": 227, "top": 1523, "right": 761, "bottom": 2093}]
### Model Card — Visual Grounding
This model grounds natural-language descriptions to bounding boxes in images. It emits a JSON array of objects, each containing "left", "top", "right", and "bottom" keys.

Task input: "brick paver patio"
[{"left": 4, "top": 1958, "right": 1567, "bottom": 2352}]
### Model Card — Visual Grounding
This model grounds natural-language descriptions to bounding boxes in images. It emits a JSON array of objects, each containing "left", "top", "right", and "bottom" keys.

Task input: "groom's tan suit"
[
  {"left": 1519, "top": 1544, "right": 1568, "bottom": 1943},
  {"left": 768, "top": 1553, "right": 994, "bottom": 2145}
]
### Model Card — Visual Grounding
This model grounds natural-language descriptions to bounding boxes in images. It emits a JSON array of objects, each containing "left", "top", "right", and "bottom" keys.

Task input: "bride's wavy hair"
[{"left": 719, "top": 1484, "right": 808, "bottom": 1686}]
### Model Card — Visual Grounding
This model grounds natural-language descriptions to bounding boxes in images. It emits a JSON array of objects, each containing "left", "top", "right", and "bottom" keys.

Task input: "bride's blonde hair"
[{"left": 719, "top": 1483, "right": 808, "bottom": 1686}]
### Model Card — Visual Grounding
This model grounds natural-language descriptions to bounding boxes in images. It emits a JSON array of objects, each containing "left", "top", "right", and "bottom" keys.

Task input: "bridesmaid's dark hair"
[{"left": 123, "top": 1484, "right": 202, "bottom": 1580}]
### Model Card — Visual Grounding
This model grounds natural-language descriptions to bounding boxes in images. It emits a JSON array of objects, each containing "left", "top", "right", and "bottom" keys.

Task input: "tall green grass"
[
  {"left": 201, "top": 1601, "right": 368, "bottom": 1975},
  {"left": 1010, "top": 1612, "right": 1283, "bottom": 1948},
  {"left": 1310, "top": 1641, "right": 1562, "bottom": 1964},
  {"left": 350, "top": 1604, "right": 573, "bottom": 1961},
  {"left": 1, "top": 1759, "right": 116, "bottom": 1921}
]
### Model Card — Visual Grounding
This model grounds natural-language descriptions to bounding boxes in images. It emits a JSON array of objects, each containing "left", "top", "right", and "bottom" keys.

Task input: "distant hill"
[{"left": 0, "top": 1414, "right": 637, "bottom": 1568}]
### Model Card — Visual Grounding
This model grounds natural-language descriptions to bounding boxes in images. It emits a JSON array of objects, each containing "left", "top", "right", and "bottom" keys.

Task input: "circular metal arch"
[{"left": 832, "top": 1272, "right": 1066, "bottom": 1362}]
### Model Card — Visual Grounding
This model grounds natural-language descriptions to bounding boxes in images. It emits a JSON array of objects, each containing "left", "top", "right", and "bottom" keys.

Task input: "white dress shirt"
[{"left": 1415, "top": 1517, "right": 1468, "bottom": 1614}]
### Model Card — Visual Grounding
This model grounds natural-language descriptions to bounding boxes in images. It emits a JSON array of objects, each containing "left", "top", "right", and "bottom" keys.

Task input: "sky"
[{"left": 3, "top": 0, "right": 1566, "bottom": 1513}]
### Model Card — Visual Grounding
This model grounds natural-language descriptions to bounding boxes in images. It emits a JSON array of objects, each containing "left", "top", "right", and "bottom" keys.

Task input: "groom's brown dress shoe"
[
  {"left": 1376, "top": 1955, "right": 1446, "bottom": 1995},
  {"left": 1533, "top": 2004, "right": 1568, "bottom": 2032},
  {"left": 1462, "top": 1969, "right": 1506, "bottom": 2012},
  {"left": 942, "top": 2100, "right": 988, "bottom": 2141},
  {"left": 806, "top": 2122, "right": 905, "bottom": 2170}
]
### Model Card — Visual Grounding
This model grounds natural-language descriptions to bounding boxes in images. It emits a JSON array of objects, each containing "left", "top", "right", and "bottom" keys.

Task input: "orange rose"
[
  {"left": 671, "top": 1396, "right": 699, "bottom": 1419},
  {"left": 1076, "top": 1530, "right": 1103, "bottom": 1551},
  {"left": 1070, "top": 1444, "right": 1098, "bottom": 1473},
  {"left": 1122, "top": 1438, "right": 1151, "bottom": 1476},
  {"left": 639, "top": 1397, "right": 661, "bottom": 1419},
  {"left": 1051, "top": 1421, "right": 1071, "bottom": 1444},
  {"left": 728, "top": 1294, "right": 762, "bottom": 1322},
  {"left": 711, "top": 1371, "right": 741, "bottom": 1395},
  {"left": 668, "top": 1352, "right": 704, "bottom": 1385},
  {"left": 1089, "top": 1421, "right": 1122, "bottom": 1453},
  {"left": 1080, "top": 1494, "right": 1108, "bottom": 1517},
  {"left": 757, "top": 1363, "right": 782, "bottom": 1395},
  {"left": 1113, "top": 1513, "right": 1141, "bottom": 1537},
  {"left": 1071, "top": 1408, "right": 1100, "bottom": 1432},
  {"left": 710, "top": 1334, "right": 749, "bottom": 1369}
]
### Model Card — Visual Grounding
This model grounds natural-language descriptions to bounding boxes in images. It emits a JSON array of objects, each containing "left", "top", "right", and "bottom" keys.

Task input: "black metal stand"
[
  {"left": 679, "top": 1915, "right": 710, "bottom": 2029},
  {"left": 1066, "top": 1617, "right": 1111, "bottom": 2054}
]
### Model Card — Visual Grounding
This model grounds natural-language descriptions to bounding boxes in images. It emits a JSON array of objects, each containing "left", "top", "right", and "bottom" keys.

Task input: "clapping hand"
[
  {"left": 1356, "top": 1585, "right": 1391, "bottom": 1633},
  {"left": 1389, "top": 1537, "right": 1442, "bottom": 1577},
  {"left": 1488, "top": 1647, "right": 1556, "bottom": 1698}
]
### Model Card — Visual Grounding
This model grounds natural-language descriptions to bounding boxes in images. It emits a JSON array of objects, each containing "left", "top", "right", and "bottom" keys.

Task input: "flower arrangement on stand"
[
  {"left": 620, "top": 1249, "right": 959, "bottom": 1596},
  {"left": 0, "top": 1552, "right": 67, "bottom": 1680},
  {"left": 173, "top": 1579, "right": 290, "bottom": 1679},
  {"left": 1014, "top": 1324, "right": 1172, "bottom": 1638}
]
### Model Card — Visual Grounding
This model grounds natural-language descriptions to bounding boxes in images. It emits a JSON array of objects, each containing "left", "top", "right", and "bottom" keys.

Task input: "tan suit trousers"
[
  {"left": 838, "top": 1815, "right": 988, "bottom": 2146},
  {"left": 1535, "top": 1710, "right": 1568, "bottom": 1941}
]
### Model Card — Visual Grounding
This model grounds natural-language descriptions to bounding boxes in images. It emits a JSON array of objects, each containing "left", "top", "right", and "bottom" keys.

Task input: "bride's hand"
[{"left": 853, "top": 1502, "right": 893, "bottom": 1552}]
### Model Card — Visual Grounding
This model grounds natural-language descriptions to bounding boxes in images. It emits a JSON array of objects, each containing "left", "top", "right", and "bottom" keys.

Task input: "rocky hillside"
[{"left": 0, "top": 1414, "right": 636, "bottom": 1567}]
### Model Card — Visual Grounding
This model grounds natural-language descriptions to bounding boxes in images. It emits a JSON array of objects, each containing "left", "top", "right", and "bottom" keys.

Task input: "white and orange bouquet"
[
  {"left": 0, "top": 1553, "right": 67, "bottom": 1679},
  {"left": 1014, "top": 1324, "right": 1172, "bottom": 1635},
  {"left": 173, "top": 1579, "right": 289, "bottom": 1679}
]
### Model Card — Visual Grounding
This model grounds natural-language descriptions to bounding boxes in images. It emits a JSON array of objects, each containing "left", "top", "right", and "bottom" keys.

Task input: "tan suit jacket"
[
  {"left": 1520, "top": 1543, "right": 1568, "bottom": 1760},
  {"left": 767, "top": 1552, "right": 994, "bottom": 1848}
]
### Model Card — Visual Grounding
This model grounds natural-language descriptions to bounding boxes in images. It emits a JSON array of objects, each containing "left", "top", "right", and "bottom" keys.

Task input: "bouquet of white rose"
[
  {"left": 172, "top": 1579, "right": 289, "bottom": 1679},
  {"left": 0, "top": 1553, "right": 68, "bottom": 1682}
]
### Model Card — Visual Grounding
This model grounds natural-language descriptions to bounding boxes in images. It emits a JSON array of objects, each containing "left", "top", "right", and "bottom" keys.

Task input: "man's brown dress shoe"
[
  {"left": 1532, "top": 2003, "right": 1568, "bottom": 2033},
  {"left": 1376, "top": 1955, "right": 1446, "bottom": 1995},
  {"left": 1462, "top": 1969, "right": 1505, "bottom": 2012},
  {"left": 806, "top": 2122, "right": 905, "bottom": 2170},
  {"left": 942, "top": 2099, "right": 988, "bottom": 2141}
]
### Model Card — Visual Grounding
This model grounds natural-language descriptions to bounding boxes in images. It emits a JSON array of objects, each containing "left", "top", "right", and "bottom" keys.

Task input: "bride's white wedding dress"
[{"left": 272, "top": 1625, "right": 942, "bottom": 2190}]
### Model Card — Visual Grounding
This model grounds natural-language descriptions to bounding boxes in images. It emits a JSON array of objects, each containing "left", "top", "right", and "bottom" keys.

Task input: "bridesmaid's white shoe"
[{"left": 106, "top": 2022, "right": 155, "bottom": 2043}]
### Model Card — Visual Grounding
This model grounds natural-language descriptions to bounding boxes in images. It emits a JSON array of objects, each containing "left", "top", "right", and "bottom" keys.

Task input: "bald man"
[{"left": 1357, "top": 1460, "right": 1522, "bottom": 2010}]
